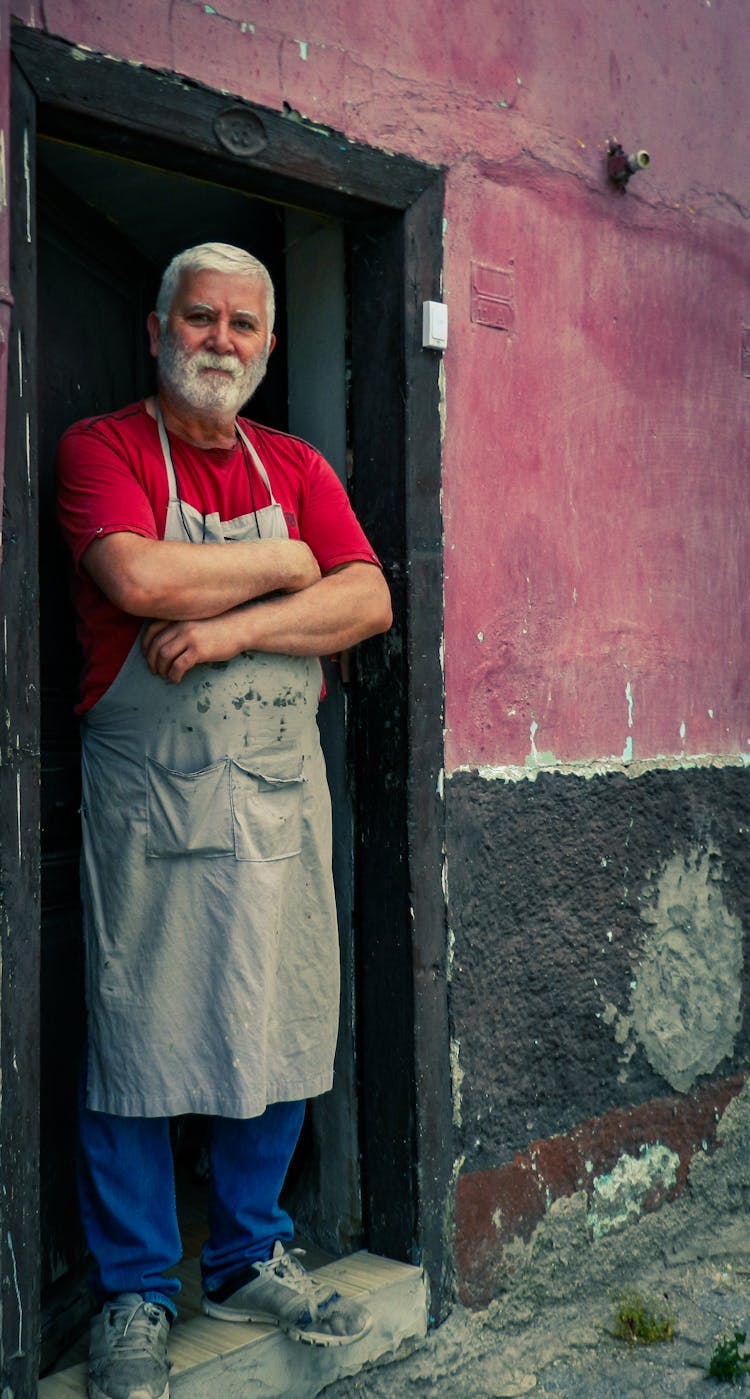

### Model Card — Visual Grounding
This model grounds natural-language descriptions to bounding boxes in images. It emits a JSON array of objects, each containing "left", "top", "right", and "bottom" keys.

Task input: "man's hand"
[
  {"left": 142, "top": 615, "right": 244, "bottom": 683},
  {"left": 142, "top": 561, "right": 392, "bottom": 683}
]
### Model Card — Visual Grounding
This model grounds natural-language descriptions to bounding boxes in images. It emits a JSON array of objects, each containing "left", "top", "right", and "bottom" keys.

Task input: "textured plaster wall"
[
  {"left": 447, "top": 765, "right": 750, "bottom": 1303},
  {"left": 447, "top": 767, "right": 750, "bottom": 1167},
  {"left": 442, "top": 174, "right": 750, "bottom": 767}
]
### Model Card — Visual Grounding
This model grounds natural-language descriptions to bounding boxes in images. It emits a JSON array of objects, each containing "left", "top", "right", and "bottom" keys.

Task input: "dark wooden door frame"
[
  {"left": 5, "top": 30, "right": 451, "bottom": 1389},
  {"left": 1, "top": 54, "right": 41, "bottom": 1399}
]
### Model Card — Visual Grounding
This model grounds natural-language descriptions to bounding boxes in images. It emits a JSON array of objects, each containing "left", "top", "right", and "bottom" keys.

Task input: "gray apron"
[{"left": 80, "top": 410, "right": 339, "bottom": 1118}]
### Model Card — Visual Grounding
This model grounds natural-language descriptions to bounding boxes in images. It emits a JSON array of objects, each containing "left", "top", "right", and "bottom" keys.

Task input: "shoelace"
[
  {"left": 257, "top": 1248, "right": 313, "bottom": 1294},
  {"left": 257, "top": 1249, "right": 341, "bottom": 1307},
  {"left": 106, "top": 1300, "right": 167, "bottom": 1357}
]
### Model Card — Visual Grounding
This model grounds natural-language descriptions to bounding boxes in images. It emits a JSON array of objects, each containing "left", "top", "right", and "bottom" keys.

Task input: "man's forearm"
[
  {"left": 83, "top": 533, "right": 321, "bottom": 619},
  {"left": 234, "top": 563, "right": 392, "bottom": 654},
  {"left": 141, "top": 563, "right": 392, "bottom": 683}
]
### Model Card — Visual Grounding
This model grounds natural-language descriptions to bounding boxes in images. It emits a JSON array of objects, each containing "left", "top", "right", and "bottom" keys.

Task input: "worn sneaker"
[
  {"left": 201, "top": 1242, "right": 373, "bottom": 1347},
  {"left": 88, "top": 1294, "right": 171, "bottom": 1399}
]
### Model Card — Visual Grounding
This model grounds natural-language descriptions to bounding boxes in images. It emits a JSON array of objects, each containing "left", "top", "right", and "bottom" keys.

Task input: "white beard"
[{"left": 158, "top": 334, "right": 269, "bottom": 416}]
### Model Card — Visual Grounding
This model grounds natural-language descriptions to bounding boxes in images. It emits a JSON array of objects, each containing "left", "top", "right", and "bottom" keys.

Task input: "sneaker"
[
  {"left": 201, "top": 1242, "right": 373, "bottom": 1347},
  {"left": 88, "top": 1294, "right": 171, "bottom": 1399}
]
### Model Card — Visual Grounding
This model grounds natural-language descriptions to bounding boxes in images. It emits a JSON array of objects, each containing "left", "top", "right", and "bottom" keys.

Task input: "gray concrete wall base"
[{"left": 481, "top": 1080, "right": 750, "bottom": 1330}]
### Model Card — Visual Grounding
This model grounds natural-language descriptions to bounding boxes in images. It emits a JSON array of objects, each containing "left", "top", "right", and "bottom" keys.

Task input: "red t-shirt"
[{"left": 56, "top": 401, "right": 380, "bottom": 712}]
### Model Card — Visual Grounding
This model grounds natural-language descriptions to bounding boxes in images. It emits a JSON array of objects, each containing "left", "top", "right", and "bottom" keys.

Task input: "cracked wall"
[{"left": 447, "top": 765, "right": 750, "bottom": 1303}]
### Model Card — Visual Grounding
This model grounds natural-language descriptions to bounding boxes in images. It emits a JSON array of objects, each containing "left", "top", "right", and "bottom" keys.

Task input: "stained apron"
[{"left": 80, "top": 411, "right": 339, "bottom": 1117}]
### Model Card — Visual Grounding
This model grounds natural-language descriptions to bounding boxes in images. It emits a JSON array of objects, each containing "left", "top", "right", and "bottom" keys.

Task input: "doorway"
[
  {"left": 5, "top": 27, "right": 449, "bottom": 1389},
  {"left": 36, "top": 138, "right": 363, "bottom": 1353}
]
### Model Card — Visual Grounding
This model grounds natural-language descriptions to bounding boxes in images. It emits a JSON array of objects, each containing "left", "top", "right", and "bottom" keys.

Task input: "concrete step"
[{"left": 39, "top": 1251, "right": 427, "bottom": 1398}]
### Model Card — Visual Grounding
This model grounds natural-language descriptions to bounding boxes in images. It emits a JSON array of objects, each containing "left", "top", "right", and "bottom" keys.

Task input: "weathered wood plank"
[
  {"left": 0, "top": 55, "right": 41, "bottom": 1399},
  {"left": 403, "top": 179, "right": 453, "bottom": 1323},
  {"left": 13, "top": 27, "right": 441, "bottom": 218},
  {"left": 349, "top": 211, "right": 417, "bottom": 1268}
]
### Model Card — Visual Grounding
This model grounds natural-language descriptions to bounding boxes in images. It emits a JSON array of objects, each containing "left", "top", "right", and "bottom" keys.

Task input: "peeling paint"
[
  {"left": 524, "top": 719, "right": 556, "bottom": 772},
  {"left": 0, "top": 131, "right": 6, "bottom": 214},
  {"left": 297, "top": 40, "right": 309, "bottom": 60},
  {"left": 447, "top": 925, "right": 455, "bottom": 977},
  {"left": 587, "top": 1143, "right": 679, "bottom": 1238},
  {"left": 438, "top": 357, "right": 447, "bottom": 443},
  {"left": 455, "top": 750, "right": 750, "bottom": 784},
  {"left": 7, "top": 1229, "right": 22, "bottom": 1356},
  {"left": 23, "top": 129, "right": 31, "bottom": 245},
  {"left": 610, "top": 849, "right": 743, "bottom": 1091},
  {"left": 450, "top": 1038, "right": 464, "bottom": 1127}
]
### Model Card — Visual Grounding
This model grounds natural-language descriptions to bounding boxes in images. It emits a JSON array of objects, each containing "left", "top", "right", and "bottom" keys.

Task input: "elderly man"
[{"left": 56, "top": 242, "right": 392, "bottom": 1399}]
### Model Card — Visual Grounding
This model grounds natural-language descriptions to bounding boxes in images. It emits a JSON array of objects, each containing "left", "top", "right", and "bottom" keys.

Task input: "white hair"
[{"left": 155, "top": 242, "right": 275, "bottom": 339}]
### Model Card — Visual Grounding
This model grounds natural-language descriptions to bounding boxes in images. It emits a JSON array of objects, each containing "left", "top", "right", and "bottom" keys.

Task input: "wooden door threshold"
[{"left": 38, "top": 1252, "right": 428, "bottom": 1397}]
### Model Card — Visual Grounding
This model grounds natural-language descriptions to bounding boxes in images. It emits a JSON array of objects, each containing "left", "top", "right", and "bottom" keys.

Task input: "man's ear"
[
  {"left": 268, "top": 333, "right": 277, "bottom": 356},
  {"left": 147, "top": 311, "right": 161, "bottom": 359}
]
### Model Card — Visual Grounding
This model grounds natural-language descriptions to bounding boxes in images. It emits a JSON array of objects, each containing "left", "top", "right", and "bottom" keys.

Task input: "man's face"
[{"left": 148, "top": 268, "right": 276, "bottom": 416}]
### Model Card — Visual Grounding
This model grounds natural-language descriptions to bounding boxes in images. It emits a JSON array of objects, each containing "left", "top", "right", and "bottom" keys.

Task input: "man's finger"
[
  {"left": 145, "top": 629, "right": 186, "bottom": 677},
  {"left": 142, "top": 619, "right": 172, "bottom": 652}
]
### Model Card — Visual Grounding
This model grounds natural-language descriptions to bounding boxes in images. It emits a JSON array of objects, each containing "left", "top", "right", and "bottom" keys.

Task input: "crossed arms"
[{"left": 83, "top": 533, "right": 392, "bottom": 684}]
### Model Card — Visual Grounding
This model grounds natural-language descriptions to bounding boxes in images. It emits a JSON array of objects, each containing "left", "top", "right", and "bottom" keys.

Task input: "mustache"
[{"left": 189, "top": 352, "right": 243, "bottom": 377}]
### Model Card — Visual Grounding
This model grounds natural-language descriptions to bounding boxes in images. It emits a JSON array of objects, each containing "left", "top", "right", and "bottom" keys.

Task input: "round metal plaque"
[{"left": 213, "top": 108, "right": 268, "bottom": 158}]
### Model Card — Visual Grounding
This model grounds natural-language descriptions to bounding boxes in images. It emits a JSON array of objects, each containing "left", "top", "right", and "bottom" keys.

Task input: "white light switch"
[{"left": 422, "top": 300, "right": 448, "bottom": 350}]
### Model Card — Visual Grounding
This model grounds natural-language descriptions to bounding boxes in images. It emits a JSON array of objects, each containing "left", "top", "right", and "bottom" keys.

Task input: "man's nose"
[{"left": 205, "top": 319, "right": 234, "bottom": 353}]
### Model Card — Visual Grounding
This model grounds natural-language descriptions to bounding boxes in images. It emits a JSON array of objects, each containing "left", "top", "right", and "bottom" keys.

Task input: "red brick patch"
[{"left": 455, "top": 1073, "right": 747, "bottom": 1307}]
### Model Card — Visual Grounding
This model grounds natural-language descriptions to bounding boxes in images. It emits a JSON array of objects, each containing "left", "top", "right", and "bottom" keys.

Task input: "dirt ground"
[{"left": 325, "top": 1082, "right": 750, "bottom": 1398}]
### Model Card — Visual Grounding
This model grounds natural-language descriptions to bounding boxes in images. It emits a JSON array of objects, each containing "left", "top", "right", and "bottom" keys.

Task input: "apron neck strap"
[
  {"left": 155, "top": 402, "right": 179, "bottom": 500},
  {"left": 235, "top": 423, "right": 278, "bottom": 505},
  {"left": 154, "top": 403, "right": 278, "bottom": 507}
]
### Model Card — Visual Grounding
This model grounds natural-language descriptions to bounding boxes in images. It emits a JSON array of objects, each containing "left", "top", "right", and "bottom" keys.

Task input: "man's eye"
[{"left": 232, "top": 320, "right": 255, "bottom": 332}]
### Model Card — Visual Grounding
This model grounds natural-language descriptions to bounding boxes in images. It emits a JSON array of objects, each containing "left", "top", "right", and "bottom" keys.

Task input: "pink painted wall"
[
  {"left": 4, "top": 0, "right": 750, "bottom": 767},
  {"left": 444, "top": 180, "right": 750, "bottom": 768}
]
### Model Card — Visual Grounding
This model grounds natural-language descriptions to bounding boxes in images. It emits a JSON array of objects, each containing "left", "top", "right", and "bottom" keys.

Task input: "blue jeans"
[{"left": 77, "top": 1082, "right": 306, "bottom": 1315}]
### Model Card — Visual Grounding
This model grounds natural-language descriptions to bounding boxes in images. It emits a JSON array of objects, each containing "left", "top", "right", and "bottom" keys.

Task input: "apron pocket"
[
  {"left": 146, "top": 756, "right": 234, "bottom": 857},
  {"left": 230, "top": 758, "right": 305, "bottom": 861}
]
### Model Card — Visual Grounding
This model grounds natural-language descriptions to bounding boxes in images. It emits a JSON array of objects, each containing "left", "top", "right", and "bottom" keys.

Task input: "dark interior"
[{"left": 36, "top": 137, "right": 355, "bottom": 1366}]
